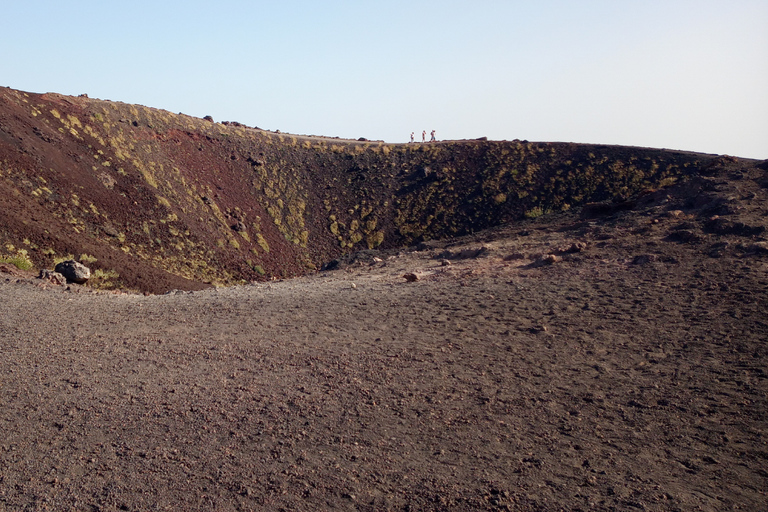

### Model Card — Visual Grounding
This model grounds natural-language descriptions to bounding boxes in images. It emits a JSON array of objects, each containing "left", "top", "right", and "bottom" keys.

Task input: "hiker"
[
  {"left": 422, "top": 130, "right": 426, "bottom": 143},
  {"left": 410, "top": 132, "right": 414, "bottom": 143},
  {"left": 430, "top": 130, "right": 436, "bottom": 142}
]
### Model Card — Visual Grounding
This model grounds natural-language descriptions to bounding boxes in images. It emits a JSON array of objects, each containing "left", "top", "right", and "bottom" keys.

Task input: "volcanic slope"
[
  {"left": 0, "top": 154, "right": 767, "bottom": 510},
  {"left": 0, "top": 87, "right": 743, "bottom": 293}
]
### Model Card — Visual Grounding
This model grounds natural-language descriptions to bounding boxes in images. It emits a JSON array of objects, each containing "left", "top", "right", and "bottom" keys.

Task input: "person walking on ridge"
[
  {"left": 430, "top": 130, "right": 436, "bottom": 142},
  {"left": 410, "top": 132, "right": 414, "bottom": 143},
  {"left": 422, "top": 130, "right": 426, "bottom": 143}
]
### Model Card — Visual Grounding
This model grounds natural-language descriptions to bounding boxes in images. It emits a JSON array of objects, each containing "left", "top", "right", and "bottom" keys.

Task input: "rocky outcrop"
[{"left": 54, "top": 260, "right": 91, "bottom": 284}]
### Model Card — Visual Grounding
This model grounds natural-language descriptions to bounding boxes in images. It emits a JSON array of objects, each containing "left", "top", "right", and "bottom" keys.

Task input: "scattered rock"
[
  {"left": 248, "top": 156, "right": 265, "bottom": 167},
  {"left": 728, "top": 171, "right": 745, "bottom": 181},
  {"left": 555, "top": 242, "right": 587, "bottom": 254},
  {"left": 742, "top": 242, "right": 768, "bottom": 255},
  {"left": 415, "top": 240, "right": 447, "bottom": 251},
  {"left": 98, "top": 172, "right": 116, "bottom": 189},
  {"left": 570, "top": 242, "right": 588, "bottom": 253},
  {"left": 54, "top": 260, "right": 91, "bottom": 284},
  {"left": 542, "top": 254, "right": 560, "bottom": 264},
  {"left": 0, "top": 263, "right": 32, "bottom": 278},
  {"left": 402, "top": 273, "right": 419, "bottom": 282},
  {"left": 101, "top": 223, "right": 121, "bottom": 238},
  {"left": 321, "top": 250, "right": 384, "bottom": 271},
  {"left": 672, "top": 221, "right": 697, "bottom": 231},
  {"left": 503, "top": 252, "right": 526, "bottom": 261},
  {"left": 321, "top": 260, "right": 340, "bottom": 271},
  {"left": 530, "top": 254, "right": 560, "bottom": 267},
  {"left": 632, "top": 254, "right": 659, "bottom": 265},
  {"left": 708, "top": 242, "right": 730, "bottom": 258},
  {"left": 741, "top": 191, "right": 757, "bottom": 201},
  {"left": 704, "top": 216, "right": 765, "bottom": 236},
  {"left": 691, "top": 194, "right": 734, "bottom": 215},
  {"left": 435, "top": 246, "right": 491, "bottom": 260},
  {"left": 38, "top": 269, "right": 67, "bottom": 285},
  {"left": 666, "top": 229, "right": 700, "bottom": 243}
]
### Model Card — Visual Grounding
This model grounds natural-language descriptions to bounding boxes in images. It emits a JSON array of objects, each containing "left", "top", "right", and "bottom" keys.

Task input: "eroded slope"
[{"left": 0, "top": 87, "right": 729, "bottom": 293}]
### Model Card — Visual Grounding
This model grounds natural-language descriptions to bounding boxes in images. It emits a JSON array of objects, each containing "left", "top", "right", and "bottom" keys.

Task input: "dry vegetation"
[
  {"left": 1, "top": 87, "right": 766, "bottom": 511},
  {"left": 0, "top": 88, "right": 719, "bottom": 293}
]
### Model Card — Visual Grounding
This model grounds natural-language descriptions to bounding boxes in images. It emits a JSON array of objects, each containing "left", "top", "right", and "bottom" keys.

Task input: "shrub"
[
  {"left": 89, "top": 269, "right": 120, "bottom": 289},
  {"left": 524, "top": 206, "right": 545, "bottom": 219},
  {"left": 0, "top": 252, "right": 33, "bottom": 271},
  {"left": 256, "top": 233, "right": 270, "bottom": 253},
  {"left": 53, "top": 254, "right": 76, "bottom": 266}
]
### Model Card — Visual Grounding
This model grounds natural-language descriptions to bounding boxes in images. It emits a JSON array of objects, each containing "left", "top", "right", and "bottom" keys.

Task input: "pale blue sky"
[{"left": 3, "top": 1, "right": 767, "bottom": 158}]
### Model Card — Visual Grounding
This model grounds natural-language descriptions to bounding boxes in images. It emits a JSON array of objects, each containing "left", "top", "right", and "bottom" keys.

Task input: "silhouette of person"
[
  {"left": 422, "top": 130, "right": 426, "bottom": 143},
  {"left": 410, "top": 132, "right": 414, "bottom": 143},
  {"left": 430, "top": 130, "right": 436, "bottom": 142}
]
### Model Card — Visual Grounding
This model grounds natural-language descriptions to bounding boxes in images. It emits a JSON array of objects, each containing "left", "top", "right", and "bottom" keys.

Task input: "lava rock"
[
  {"left": 54, "top": 260, "right": 91, "bottom": 284},
  {"left": 666, "top": 229, "right": 700, "bottom": 243},
  {"left": 38, "top": 269, "right": 67, "bottom": 285},
  {"left": 632, "top": 254, "right": 659, "bottom": 265}
]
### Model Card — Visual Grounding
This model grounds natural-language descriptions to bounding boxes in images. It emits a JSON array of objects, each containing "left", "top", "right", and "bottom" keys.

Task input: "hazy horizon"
[{"left": 3, "top": 1, "right": 766, "bottom": 159}]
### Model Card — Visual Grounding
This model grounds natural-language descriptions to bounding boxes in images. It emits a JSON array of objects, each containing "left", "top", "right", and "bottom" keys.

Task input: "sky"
[{"left": 3, "top": 1, "right": 767, "bottom": 158}]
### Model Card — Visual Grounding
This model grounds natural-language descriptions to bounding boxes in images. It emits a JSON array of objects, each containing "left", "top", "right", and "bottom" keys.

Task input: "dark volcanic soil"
[
  {"left": 1, "top": 160, "right": 767, "bottom": 510},
  {"left": 1, "top": 88, "right": 728, "bottom": 294}
]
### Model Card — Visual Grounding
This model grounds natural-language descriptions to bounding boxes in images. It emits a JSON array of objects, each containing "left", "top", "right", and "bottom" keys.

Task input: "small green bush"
[
  {"left": 524, "top": 206, "right": 545, "bottom": 219},
  {"left": 0, "top": 253, "right": 33, "bottom": 271},
  {"left": 53, "top": 254, "right": 76, "bottom": 266},
  {"left": 89, "top": 269, "right": 120, "bottom": 289},
  {"left": 79, "top": 253, "right": 98, "bottom": 264}
]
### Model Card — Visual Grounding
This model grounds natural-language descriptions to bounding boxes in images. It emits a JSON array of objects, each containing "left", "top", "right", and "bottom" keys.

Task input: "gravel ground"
[{"left": 1, "top": 165, "right": 767, "bottom": 511}]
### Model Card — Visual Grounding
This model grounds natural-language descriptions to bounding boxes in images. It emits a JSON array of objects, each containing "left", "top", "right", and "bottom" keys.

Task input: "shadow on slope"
[{"left": 0, "top": 87, "right": 745, "bottom": 293}]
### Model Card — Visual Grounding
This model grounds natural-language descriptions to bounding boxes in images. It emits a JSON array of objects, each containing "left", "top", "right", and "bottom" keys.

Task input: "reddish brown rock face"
[{"left": 0, "top": 87, "right": 750, "bottom": 293}]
